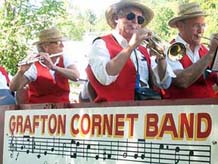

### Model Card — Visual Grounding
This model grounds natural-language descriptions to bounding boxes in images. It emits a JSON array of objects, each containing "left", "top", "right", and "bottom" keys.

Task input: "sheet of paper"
[{"left": 211, "top": 48, "right": 218, "bottom": 71}]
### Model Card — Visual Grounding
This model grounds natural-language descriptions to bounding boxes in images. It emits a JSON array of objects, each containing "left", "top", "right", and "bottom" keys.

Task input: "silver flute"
[{"left": 17, "top": 52, "right": 63, "bottom": 66}]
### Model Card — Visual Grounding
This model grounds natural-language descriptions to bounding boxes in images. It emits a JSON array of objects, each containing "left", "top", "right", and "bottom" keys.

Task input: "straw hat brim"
[
  {"left": 168, "top": 13, "right": 207, "bottom": 28},
  {"left": 32, "top": 37, "right": 67, "bottom": 45},
  {"left": 106, "top": 1, "right": 154, "bottom": 29}
]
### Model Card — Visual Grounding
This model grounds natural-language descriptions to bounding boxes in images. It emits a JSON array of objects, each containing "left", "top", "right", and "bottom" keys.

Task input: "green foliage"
[
  {"left": 146, "top": 0, "right": 218, "bottom": 40},
  {"left": 148, "top": 5, "right": 176, "bottom": 41},
  {"left": 58, "top": 14, "right": 86, "bottom": 40},
  {"left": 0, "top": 0, "right": 218, "bottom": 76},
  {"left": 201, "top": 1, "right": 218, "bottom": 35},
  {"left": 0, "top": 0, "right": 66, "bottom": 75}
]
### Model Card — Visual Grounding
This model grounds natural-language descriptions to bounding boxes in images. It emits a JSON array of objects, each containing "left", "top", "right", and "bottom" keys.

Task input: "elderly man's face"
[
  {"left": 116, "top": 7, "right": 144, "bottom": 41},
  {"left": 177, "top": 16, "right": 206, "bottom": 47},
  {"left": 43, "top": 41, "right": 64, "bottom": 55}
]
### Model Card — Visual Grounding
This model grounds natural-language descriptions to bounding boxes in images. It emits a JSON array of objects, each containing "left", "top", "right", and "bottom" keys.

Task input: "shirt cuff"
[
  {"left": 152, "top": 63, "right": 176, "bottom": 89},
  {"left": 90, "top": 60, "right": 118, "bottom": 86}
]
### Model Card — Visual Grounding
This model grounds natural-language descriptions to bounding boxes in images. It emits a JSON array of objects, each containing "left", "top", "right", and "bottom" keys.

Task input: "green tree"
[
  {"left": 1, "top": 0, "right": 218, "bottom": 75},
  {"left": 143, "top": 0, "right": 218, "bottom": 40},
  {"left": 149, "top": 5, "right": 176, "bottom": 40},
  {"left": 0, "top": 0, "right": 66, "bottom": 74},
  {"left": 200, "top": 0, "right": 218, "bottom": 36}
]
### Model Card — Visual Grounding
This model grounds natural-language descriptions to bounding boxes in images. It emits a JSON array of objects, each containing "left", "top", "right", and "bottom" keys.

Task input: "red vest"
[
  {"left": 86, "top": 34, "right": 151, "bottom": 102},
  {"left": 0, "top": 66, "right": 10, "bottom": 85},
  {"left": 28, "top": 56, "right": 70, "bottom": 103},
  {"left": 164, "top": 43, "right": 218, "bottom": 99}
]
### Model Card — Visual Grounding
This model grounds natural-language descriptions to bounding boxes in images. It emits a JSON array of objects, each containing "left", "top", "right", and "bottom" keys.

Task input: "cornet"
[
  {"left": 17, "top": 52, "right": 63, "bottom": 66},
  {"left": 143, "top": 35, "right": 165, "bottom": 57},
  {"left": 167, "top": 42, "right": 186, "bottom": 61},
  {"left": 143, "top": 35, "right": 186, "bottom": 61}
]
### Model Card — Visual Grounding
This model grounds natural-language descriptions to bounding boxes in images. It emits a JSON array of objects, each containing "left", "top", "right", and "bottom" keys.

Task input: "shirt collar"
[
  {"left": 175, "top": 34, "right": 200, "bottom": 51},
  {"left": 112, "top": 30, "right": 129, "bottom": 48}
]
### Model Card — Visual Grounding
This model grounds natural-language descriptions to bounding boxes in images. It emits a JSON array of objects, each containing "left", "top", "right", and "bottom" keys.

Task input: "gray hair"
[
  {"left": 117, "top": 7, "right": 132, "bottom": 17},
  {"left": 36, "top": 43, "right": 46, "bottom": 52}
]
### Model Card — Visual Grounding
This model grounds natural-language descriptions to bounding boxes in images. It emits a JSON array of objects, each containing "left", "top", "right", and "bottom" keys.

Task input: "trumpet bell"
[{"left": 167, "top": 42, "right": 186, "bottom": 61}]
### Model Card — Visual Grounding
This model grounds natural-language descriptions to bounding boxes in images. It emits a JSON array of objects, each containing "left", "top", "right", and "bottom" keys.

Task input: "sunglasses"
[
  {"left": 45, "top": 41, "right": 63, "bottom": 47},
  {"left": 126, "top": 12, "right": 145, "bottom": 25},
  {"left": 49, "top": 41, "right": 62, "bottom": 45},
  {"left": 192, "top": 23, "right": 207, "bottom": 31}
]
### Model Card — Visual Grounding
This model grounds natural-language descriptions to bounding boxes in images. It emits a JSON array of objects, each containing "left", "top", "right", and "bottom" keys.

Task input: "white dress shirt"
[
  {"left": 88, "top": 30, "right": 175, "bottom": 89},
  {"left": 0, "top": 72, "right": 9, "bottom": 89}
]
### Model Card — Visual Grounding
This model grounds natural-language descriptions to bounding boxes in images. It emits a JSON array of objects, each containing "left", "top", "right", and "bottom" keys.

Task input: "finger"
[{"left": 39, "top": 56, "right": 45, "bottom": 63}]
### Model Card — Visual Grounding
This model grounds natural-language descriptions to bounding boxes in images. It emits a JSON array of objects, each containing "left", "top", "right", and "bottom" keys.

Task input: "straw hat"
[
  {"left": 105, "top": 0, "right": 154, "bottom": 29},
  {"left": 33, "top": 27, "right": 66, "bottom": 45},
  {"left": 168, "top": 2, "right": 207, "bottom": 28}
]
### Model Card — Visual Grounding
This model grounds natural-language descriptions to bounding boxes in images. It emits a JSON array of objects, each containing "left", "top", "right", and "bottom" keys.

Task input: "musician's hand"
[
  {"left": 208, "top": 33, "right": 218, "bottom": 56},
  {"left": 18, "top": 64, "right": 31, "bottom": 74},
  {"left": 17, "top": 53, "right": 38, "bottom": 73},
  {"left": 39, "top": 52, "right": 55, "bottom": 70},
  {"left": 129, "top": 28, "right": 152, "bottom": 50},
  {"left": 149, "top": 48, "right": 158, "bottom": 57}
]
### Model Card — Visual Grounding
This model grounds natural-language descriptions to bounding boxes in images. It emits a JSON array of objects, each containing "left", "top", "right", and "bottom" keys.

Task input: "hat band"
[{"left": 180, "top": 11, "right": 205, "bottom": 16}]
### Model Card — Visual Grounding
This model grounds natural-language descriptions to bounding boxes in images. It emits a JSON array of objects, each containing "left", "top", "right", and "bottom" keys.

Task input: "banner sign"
[{"left": 3, "top": 105, "right": 218, "bottom": 164}]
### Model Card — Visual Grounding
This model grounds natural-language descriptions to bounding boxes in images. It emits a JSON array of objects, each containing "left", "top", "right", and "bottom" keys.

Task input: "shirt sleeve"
[
  {"left": 0, "top": 72, "right": 9, "bottom": 89},
  {"left": 88, "top": 39, "right": 118, "bottom": 85},
  {"left": 63, "top": 53, "right": 78, "bottom": 68},
  {"left": 166, "top": 57, "right": 184, "bottom": 71},
  {"left": 151, "top": 56, "right": 176, "bottom": 89},
  {"left": 24, "top": 64, "right": 37, "bottom": 81}
]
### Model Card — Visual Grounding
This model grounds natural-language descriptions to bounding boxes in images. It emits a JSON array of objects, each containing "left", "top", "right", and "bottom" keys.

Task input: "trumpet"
[
  {"left": 167, "top": 42, "right": 186, "bottom": 61},
  {"left": 143, "top": 35, "right": 165, "bottom": 57},
  {"left": 17, "top": 52, "right": 63, "bottom": 66},
  {"left": 143, "top": 35, "right": 186, "bottom": 61}
]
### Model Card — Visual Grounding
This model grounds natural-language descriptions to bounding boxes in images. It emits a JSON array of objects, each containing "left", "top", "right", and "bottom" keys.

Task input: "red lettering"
[
  {"left": 23, "top": 116, "right": 32, "bottom": 133},
  {"left": 115, "top": 114, "right": 124, "bottom": 136},
  {"left": 92, "top": 114, "right": 101, "bottom": 135},
  {"left": 48, "top": 114, "right": 57, "bottom": 134},
  {"left": 126, "top": 114, "right": 138, "bottom": 137},
  {"left": 81, "top": 114, "right": 90, "bottom": 135},
  {"left": 180, "top": 113, "right": 194, "bottom": 138},
  {"left": 33, "top": 115, "right": 39, "bottom": 134},
  {"left": 40, "top": 115, "right": 48, "bottom": 134},
  {"left": 57, "top": 115, "right": 66, "bottom": 135},
  {"left": 103, "top": 114, "right": 113, "bottom": 136},
  {"left": 145, "top": 114, "right": 158, "bottom": 138},
  {"left": 9, "top": 115, "right": 15, "bottom": 135},
  {"left": 71, "top": 114, "right": 80, "bottom": 135},
  {"left": 159, "top": 113, "right": 178, "bottom": 138},
  {"left": 197, "top": 113, "right": 211, "bottom": 139},
  {"left": 16, "top": 115, "right": 23, "bottom": 134}
]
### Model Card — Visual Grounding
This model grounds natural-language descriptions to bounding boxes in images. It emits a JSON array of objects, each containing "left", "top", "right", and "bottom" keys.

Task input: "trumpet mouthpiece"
[{"left": 197, "top": 34, "right": 203, "bottom": 38}]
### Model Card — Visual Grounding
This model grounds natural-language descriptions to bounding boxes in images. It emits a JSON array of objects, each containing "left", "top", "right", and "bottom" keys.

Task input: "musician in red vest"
[
  {"left": 10, "top": 27, "right": 80, "bottom": 104},
  {"left": 164, "top": 2, "right": 218, "bottom": 99},
  {"left": 0, "top": 65, "right": 16, "bottom": 105},
  {"left": 85, "top": 0, "right": 174, "bottom": 102}
]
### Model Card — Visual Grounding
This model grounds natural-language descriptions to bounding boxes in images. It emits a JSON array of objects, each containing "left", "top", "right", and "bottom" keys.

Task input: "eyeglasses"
[
  {"left": 192, "top": 23, "right": 207, "bottom": 31},
  {"left": 126, "top": 12, "right": 145, "bottom": 25},
  {"left": 48, "top": 41, "right": 63, "bottom": 45}
]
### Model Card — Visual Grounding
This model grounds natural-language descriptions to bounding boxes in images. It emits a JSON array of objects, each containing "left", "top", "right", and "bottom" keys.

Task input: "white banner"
[{"left": 3, "top": 105, "right": 218, "bottom": 164}]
